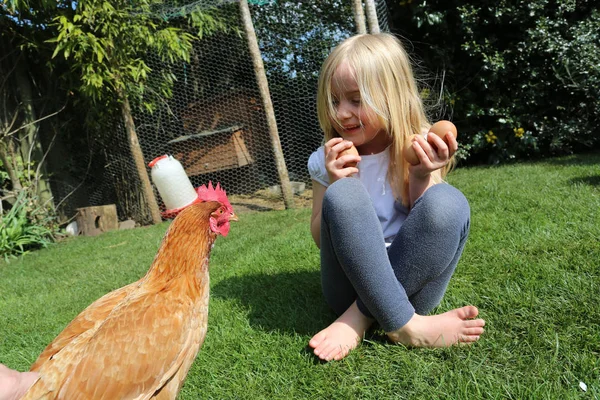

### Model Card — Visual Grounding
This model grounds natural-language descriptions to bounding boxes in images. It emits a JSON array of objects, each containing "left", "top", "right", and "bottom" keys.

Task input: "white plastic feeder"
[{"left": 148, "top": 155, "right": 198, "bottom": 211}]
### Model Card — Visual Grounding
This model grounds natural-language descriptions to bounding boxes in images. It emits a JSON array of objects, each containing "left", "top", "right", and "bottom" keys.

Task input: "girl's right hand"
[{"left": 324, "top": 138, "right": 361, "bottom": 184}]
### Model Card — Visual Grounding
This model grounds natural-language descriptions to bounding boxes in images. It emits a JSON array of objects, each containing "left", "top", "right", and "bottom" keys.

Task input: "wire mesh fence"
[{"left": 68, "top": 0, "right": 389, "bottom": 224}]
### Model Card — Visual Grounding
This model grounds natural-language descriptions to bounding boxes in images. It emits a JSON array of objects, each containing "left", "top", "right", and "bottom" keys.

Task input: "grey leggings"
[{"left": 320, "top": 177, "right": 470, "bottom": 332}]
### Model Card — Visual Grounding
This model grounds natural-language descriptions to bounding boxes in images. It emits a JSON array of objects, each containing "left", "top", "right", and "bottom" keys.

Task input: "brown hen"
[{"left": 23, "top": 182, "right": 237, "bottom": 400}]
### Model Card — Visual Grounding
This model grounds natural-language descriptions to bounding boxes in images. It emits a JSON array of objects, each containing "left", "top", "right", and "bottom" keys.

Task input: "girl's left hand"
[{"left": 408, "top": 132, "right": 457, "bottom": 179}]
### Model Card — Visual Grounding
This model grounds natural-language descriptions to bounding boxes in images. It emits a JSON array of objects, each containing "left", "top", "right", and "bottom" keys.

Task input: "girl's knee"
[
  {"left": 413, "top": 184, "right": 470, "bottom": 229},
  {"left": 323, "top": 178, "right": 368, "bottom": 215}
]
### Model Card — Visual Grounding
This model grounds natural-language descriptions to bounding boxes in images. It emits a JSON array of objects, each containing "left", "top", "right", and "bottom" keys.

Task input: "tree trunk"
[
  {"left": 117, "top": 89, "right": 162, "bottom": 224},
  {"left": 0, "top": 139, "right": 23, "bottom": 193},
  {"left": 239, "top": 0, "right": 295, "bottom": 209},
  {"left": 352, "top": 0, "right": 367, "bottom": 34},
  {"left": 364, "top": 0, "right": 380, "bottom": 34},
  {"left": 0, "top": 37, "right": 22, "bottom": 199},
  {"left": 14, "top": 59, "right": 54, "bottom": 206}
]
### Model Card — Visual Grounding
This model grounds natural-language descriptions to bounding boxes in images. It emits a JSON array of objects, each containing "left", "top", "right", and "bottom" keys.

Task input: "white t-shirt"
[{"left": 307, "top": 146, "right": 409, "bottom": 245}]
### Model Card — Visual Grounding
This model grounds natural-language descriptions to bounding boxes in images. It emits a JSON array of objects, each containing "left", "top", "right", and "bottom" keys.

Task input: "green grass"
[{"left": 1, "top": 153, "right": 599, "bottom": 399}]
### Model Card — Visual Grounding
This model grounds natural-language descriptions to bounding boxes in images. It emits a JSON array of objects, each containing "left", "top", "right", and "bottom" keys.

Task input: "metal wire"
[{"left": 77, "top": 0, "right": 389, "bottom": 223}]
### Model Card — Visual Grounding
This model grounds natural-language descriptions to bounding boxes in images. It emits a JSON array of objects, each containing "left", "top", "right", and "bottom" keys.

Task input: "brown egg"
[
  {"left": 403, "top": 120, "right": 458, "bottom": 165},
  {"left": 403, "top": 134, "right": 421, "bottom": 165},
  {"left": 429, "top": 120, "right": 458, "bottom": 141},
  {"left": 337, "top": 144, "right": 359, "bottom": 168}
]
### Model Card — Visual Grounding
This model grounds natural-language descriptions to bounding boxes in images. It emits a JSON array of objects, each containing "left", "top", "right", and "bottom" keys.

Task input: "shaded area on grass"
[
  {"left": 213, "top": 270, "right": 334, "bottom": 336},
  {"left": 569, "top": 175, "right": 600, "bottom": 187},
  {"left": 543, "top": 152, "right": 600, "bottom": 166}
]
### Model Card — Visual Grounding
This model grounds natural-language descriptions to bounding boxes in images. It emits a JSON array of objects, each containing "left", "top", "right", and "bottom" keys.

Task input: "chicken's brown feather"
[
  {"left": 30, "top": 282, "right": 139, "bottom": 372},
  {"left": 71, "top": 289, "right": 206, "bottom": 399},
  {"left": 24, "top": 276, "right": 209, "bottom": 400}
]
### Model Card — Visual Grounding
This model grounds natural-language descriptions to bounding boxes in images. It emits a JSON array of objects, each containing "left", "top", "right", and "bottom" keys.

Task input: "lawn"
[{"left": 1, "top": 153, "right": 599, "bottom": 399}]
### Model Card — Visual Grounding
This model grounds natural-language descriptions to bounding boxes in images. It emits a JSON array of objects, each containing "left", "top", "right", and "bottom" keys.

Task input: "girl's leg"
[
  {"left": 310, "top": 179, "right": 484, "bottom": 359},
  {"left": 385, "top": 183, "right": 485, "bottom": 347},
  {"left": 388, "top": 183, "right": 470, "bottom": 317},
  {"left": 318, "top": 178, "right": 415, "bottom": 329},
  {"left": 318, "top": 180, "right": 472, "bottom": 332},
  {"left": 310, "top": 178, "right": 414, "bottom": 360}
]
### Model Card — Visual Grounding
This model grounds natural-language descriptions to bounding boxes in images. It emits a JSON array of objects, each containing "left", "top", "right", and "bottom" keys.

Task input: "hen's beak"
[{"left": 229, "top": 212, "right": 239, "bottom": 222}]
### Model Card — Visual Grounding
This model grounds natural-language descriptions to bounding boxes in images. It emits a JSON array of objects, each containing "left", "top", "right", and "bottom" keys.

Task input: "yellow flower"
[
  {"left": 514, "top": 127, "right": 524, "bottom": 138},
  {"left": 485, "top": 130, "right": 497, "bottom": 143}
]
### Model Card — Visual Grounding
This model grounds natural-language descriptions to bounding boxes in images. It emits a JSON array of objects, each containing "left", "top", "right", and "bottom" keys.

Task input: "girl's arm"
[
  {"left": 407, "top": 132, "right": 458, "bottom": 207},
  {"left": 310, "top": 137, "right": 360, "bottom": 248},
  {"left": 310, "top": 138, "right": 361, "bottom": 247},
  {"left": 408, "top": 169, "right": 440, "bottom": 207},
  {"left": 310, "top": 181, "right": 327, "bottom": 248}
]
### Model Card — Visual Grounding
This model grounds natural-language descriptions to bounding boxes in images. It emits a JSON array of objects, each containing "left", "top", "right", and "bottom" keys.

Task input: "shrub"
[
  {"left": 1, "top": 190, "right": 58, "bottom": 261},
  {"left": 388, "top": 0, "right": 600, "bottom": 164}
]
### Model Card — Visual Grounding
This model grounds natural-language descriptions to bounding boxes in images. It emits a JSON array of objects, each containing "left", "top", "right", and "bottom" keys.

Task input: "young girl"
[{"left": 307, "top": 33, "right": 485, "bottom": 362}]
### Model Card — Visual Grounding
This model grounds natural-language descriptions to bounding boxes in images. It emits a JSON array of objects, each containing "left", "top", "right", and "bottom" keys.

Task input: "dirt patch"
[{"left": 228, "top": 188, "right": 313, "bottom": 214}]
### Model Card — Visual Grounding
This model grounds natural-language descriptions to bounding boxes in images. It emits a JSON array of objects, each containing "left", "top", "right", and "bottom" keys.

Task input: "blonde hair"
[{"left": 317, "top": 33, "right": 453, "bottom": 207}]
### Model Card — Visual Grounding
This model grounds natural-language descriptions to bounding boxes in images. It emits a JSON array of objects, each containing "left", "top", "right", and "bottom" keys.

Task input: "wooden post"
[
  {"left": 364, "top": 0, "right": 380, "bottom": 34},
  {"left": 352, "top": 0, "right": 367, "bottom": 34},
  {"left": 239, "top": 0, "right": 295, "bottom": 209},
  {"left": 118, "top": 89, "right": 162, "bottom": 224}
]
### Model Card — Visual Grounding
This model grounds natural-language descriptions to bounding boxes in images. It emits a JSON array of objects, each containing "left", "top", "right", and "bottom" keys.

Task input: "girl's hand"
[
  {"left": 408, "top": 132, "right": 457, "bottom": 179},
  {"left": 324, "top": 138, "right": 361, "bottom": 184}
]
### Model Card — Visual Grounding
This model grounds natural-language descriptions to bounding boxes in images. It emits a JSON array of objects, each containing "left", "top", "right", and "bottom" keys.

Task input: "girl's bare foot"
[
  {"left": 308, "top": 301, "right": 374, "bottom": 361},
  {"left": 387, "top": 305, "right": 485, "bottom": 347},
  {"left": 0, "top": 364, "right": 38, "bottom": 400}
]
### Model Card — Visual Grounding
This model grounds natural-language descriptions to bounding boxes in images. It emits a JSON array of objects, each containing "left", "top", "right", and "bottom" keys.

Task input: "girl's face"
[{"left": 329, "top": 61, "right": 390, "bottom": 155}]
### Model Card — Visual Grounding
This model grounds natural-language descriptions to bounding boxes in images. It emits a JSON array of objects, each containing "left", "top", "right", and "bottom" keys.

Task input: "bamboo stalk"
[
  {"left": 352, "top": 0, "right": 367, "bottom": 34},
  {"left": 364, "top": 0, "right": 380, "bottom": 34}
]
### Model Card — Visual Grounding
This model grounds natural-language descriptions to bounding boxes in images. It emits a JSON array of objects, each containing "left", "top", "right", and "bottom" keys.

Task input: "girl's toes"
[
  {"left": 464, "top": 327, "right": 484, "bottom": 336},
  {"left": 459, "top": 335, "right": 480, "bottom": 343},
  {"left": 309, "top": 331, "right": 327, "bottom": 348}
]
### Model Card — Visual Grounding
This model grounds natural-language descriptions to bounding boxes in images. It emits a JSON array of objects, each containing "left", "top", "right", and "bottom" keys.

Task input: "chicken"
[{"left": 23, "top": 182, "right": 237, "bottom": 400}]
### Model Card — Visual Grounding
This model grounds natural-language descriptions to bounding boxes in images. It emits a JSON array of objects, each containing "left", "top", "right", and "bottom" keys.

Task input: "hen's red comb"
[{"left": 196, "top": 181, "right": 230, "bottom": 208}]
